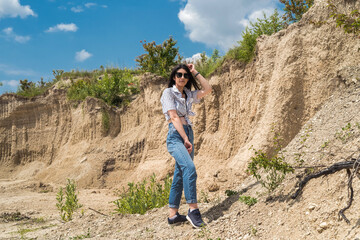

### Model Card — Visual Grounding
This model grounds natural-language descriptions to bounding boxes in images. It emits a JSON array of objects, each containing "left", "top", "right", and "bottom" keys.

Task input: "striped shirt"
[{"left": 160, "top": 85, "right": 201, "bottom": 125}]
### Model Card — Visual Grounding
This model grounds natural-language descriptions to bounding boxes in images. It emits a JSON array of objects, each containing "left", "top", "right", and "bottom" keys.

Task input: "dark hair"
[{"left": 168, "top": 64, "right": 200, "bottom": 90}]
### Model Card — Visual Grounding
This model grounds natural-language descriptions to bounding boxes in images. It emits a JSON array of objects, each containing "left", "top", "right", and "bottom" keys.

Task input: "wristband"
[{"left": 194, "top": 72, "right": 200, "bottom": 77}]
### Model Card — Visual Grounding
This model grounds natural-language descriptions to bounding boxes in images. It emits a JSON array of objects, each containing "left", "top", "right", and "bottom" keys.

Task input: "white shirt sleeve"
[{"left": 160, "top": 88, "right": 176, "bottom": 114}]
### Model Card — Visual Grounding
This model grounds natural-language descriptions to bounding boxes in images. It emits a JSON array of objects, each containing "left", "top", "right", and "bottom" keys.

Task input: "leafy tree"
[
  {"left": 194, "top": 49, "right": 224, "bottom": 77},
  {"left": 279, "top": 0, "right": 314, "bottom": 23},
  {"left": 251, "top": 9, "right": 285, "bottom": 36},
  {"left": 0, "top": 82, "right": 3, "bottom": 87},
  {"left": 136, "top": 37, "right": 182, "bottom": 77},
  {"left": 19, "top": 79, "right": 33, "bottom": 91}
]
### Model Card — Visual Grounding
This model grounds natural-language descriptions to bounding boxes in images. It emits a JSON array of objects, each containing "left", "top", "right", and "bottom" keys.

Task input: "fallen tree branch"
[
  {"left": 291, "top": 157, "right": 360, "bottom": 224},
  {"left": 88, "top": 207, "right": 109, "bottom": 217}
]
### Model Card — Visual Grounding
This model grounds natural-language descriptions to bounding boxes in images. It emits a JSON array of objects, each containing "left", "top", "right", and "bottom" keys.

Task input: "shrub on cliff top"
[
  {"left": 192, "top": 49, "right": 225, "bottom": 78},
  {"left": 136, "top": 37, "right": 183, "bottom": 77},
  {"left": 280, "top": 0, "right": 314, "bottom": 24},
  {"left": 16, "top": 77, "right": 59, "bottom": 98},
  {"left": 227, "top": 9, "right": 285, "bottom": 63},
  {"left": 67, "top": 68, "right": 139, "bottom": 106}
]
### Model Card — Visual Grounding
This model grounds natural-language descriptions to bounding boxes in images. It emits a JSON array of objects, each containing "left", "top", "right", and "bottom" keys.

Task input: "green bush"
[
  {"left": 61, "top": 67, "right": 140, "bottom": 81},
  {"left": 227, "top": 27, "right": 258, "bottom": 63},
  {"left": 247, "top": 148, "right": 294, "bottom": 192},
  {"left": 16, "top": 77, "right": 59, "bottom": 98},
  {"left": 226, "top": 9, "right": 284, "bottom": 63},
  {"left": 279, "top": 0, "right": 314, "bottom": 23},
  {"left": 136, "top": 37, "right": 183, "bottom": 77},
  {"left": 194, "top": 49, "right": 224, "bottom": 78},
  {"left": 113, "top": 174, "right": 172, "bottom": 215},
  {"left": 225, "top": 189, "right": 238, "bottom": 196},
  {"left": 328, "top": 1, "right": 360, "bottom": 35},
  {"left": 67, "top": 68, "right": 139, "bottom": 106},
  {"left": 239, "top": 195, "right": 258, "bottom": 207},
  {"left": 56, "top": 179, "right": 83, "bottom": 222}
]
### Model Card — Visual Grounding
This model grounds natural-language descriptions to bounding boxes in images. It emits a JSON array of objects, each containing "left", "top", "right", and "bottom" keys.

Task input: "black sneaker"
[
  {"left": 168, "top": 212, "right": 187, "bottom": 225},
  {"left": 186, "top": 209, "right": 206, "bottom": 228}
]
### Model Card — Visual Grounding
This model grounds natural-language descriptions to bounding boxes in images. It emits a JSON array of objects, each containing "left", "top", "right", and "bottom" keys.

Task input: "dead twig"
[
  {"left": 88, "top": 207, "right": 109, "bottom": 217},
  {"left": 291, "top": 156, "right": 360, "bottom": 224}
]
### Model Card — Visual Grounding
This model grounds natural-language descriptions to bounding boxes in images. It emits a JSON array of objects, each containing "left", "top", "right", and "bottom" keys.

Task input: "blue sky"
[{"left": 0, "top": 0, "right": 282, "bottom": 94}]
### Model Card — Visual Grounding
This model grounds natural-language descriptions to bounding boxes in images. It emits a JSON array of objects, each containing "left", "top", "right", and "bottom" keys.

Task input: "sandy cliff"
[{"left": 0, "top": 0, "right": 359, "bottom": 193}]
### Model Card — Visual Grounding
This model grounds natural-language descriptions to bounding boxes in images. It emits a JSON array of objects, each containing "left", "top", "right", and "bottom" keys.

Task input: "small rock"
[
  {"left": 243, "top": 233, "right": 251, "bottom": 239},
  {"left": 320, "top": 222, "right": 328, "bottom": 229},
  {"left": 208, "top": 183, "right": 220, "bottom": 192},
  {"left": 309, "top": 204, "right": 316, "bottom": 211}
]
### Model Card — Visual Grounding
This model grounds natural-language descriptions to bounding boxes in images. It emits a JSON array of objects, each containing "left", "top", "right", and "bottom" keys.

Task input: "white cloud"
[
  {"left": 45, "top": 23, "right": 78, "bottom": 33},
  {"left": 239, "top": 8, "right": 275, "bottom": 28},
  {"left": 75, "top": 49, "right": 92, "bottom": 62},
  {"left": 70, "top": 3, "right": 107, "bottom": 12},
  {"left": 2, "top": 80, "right": 19, "bottom": 87},
  {"left": 85, "top": 3, "right": 97, "bottom": 8},
  {"left": 71, "top": 6, "right": 83, "bottom": 13},
  {"left": 2, "top": 27, "right": 30, "bottom": 43},
  {"left": 0, "top": 0, "right": 36, "bottom": 19},
  {"left": 178, "top": 0, "right": 278, "bottom": 50},
  {"left": 185, "top": 53, "right": 203, "bottom": 63},
  {"left": 0, "top": 63, "right": 36, "bottom": 76}
]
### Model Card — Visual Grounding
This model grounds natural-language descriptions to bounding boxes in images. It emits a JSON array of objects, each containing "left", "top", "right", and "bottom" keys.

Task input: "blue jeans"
[{"left": 167, "top": 123, "right": 197, "bottom": 209}]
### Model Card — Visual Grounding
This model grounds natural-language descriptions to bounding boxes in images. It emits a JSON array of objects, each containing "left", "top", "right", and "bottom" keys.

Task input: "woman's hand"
[
  {"left": 184, "top": 139, "right": 193, "bottom": 154},
  {"left": 187, "top": 64, "right": 197, "bottom": 74}
]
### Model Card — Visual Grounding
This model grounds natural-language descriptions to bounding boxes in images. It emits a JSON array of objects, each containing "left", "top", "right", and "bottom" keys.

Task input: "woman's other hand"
[
  {"left": 184, "top": 139, "right": 192, "bottom": 154},
  {"left": 187, "top": 64, "right": 197, "bottom": 74}
]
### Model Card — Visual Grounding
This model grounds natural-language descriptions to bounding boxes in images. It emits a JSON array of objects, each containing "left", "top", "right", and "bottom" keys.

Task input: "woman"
[{"left": 160, "top": 63, "right": 212, "bottom": 228}]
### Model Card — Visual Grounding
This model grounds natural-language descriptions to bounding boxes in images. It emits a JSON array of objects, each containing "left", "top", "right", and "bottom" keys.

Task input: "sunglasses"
[{"left": 175, "top": 72, "right": 189, "bottom": 79}]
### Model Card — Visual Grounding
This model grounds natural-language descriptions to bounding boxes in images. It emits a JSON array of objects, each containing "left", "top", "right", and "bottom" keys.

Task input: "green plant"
[
  {"left": 194, "top": 49, "right": 224, "bottom": 78},
  {"left": 227, "top": 27, "right": 258, "bottom": 63},
  {"left": 136, "top": 37, "right": 182, "bottom": 77},
  {"left": 69, "top": 228, "right": 91, "bottom": 239},
  {"left": 279, "top": 0, "right": 314, "bottom": 23},
  {"left": 239, "top": 195, "right": 258, "bottom": 207},
  {"left": 0, "top": 82, "right": 3, "bottom": 86},
  {"left": 227, "top": 9, "right": 284, "bottom": 63},
  {"left": 113, "top": 174, "right": 172, "bottom": 215},
  {"left": 53, "top": 69, "right": 64, "bottom": 81},
  {"left": 320, "top": 140, "right": 329, "bottom": 149},
  {"left": 225, "top": 189, "right": 238, "bottom": 196},
  {"left": 67, "top": 68, "right": 139, "bottom": 107},
  {"left": 250, "top": 225, "right": 258, "bottom": 236},
  {"left": 328, "top": 1, "right": 360, "bottom": 35},
  {"left": 16, "top": 76, "right": 60, "bottom": 98},
  {"left": 293, "top": 152, "right": 304, "bottom": 167},
  {"left": 199, "top": 190, "right": 210, "bottom": 203},
  {"left": 335, "top": 122, "right": 355, "bottom": 143},
  {"left": 17, "top": 227, "right": 34, "bottom": 239},
  {"left": 197, "top": 225, "right": 219, "bottom": 239},
  {"left": 300, "top": 125, "right": 312, "bottom": 147},
  {"left": 56, "top": 179, "right": 83, "bottom": 222},
  {"left": 247, "top": 148, "right": 294, "bottom": 192},
  {"left": 0, "top": 212, "right": 29, "bottom": 222}
]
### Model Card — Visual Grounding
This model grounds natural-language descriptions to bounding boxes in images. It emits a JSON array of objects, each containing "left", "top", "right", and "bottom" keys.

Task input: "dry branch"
[{"left": 291, "top": 157, "right": 360, "bottom": 224}]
